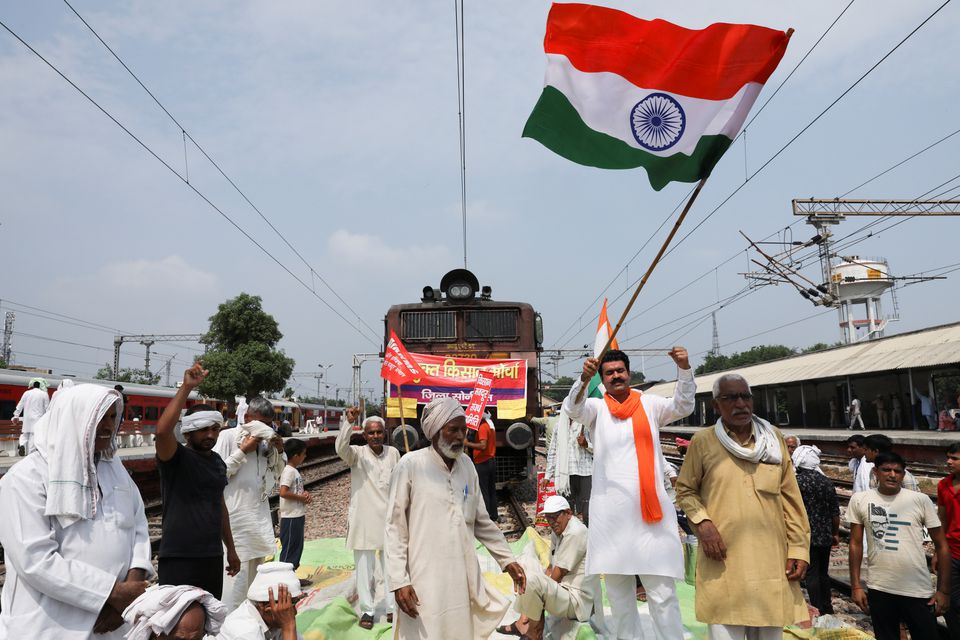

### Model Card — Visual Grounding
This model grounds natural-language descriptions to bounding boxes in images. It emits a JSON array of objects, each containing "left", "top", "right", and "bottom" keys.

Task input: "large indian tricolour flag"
[
  {"left": 523, "top": 3, "right": 791, "bottom": 191},
  {"left": 587, "top": 299, "right": 618, "bottom": 399}
]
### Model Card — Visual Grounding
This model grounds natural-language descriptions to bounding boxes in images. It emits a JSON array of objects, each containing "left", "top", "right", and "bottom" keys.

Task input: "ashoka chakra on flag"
[{"left": 523, "top": 3, "right": 791, "bottom": 191}]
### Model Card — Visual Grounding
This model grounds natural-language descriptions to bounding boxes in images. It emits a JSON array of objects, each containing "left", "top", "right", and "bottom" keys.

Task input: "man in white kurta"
[
  {"left": 385, "top": 396, "right": 526, "bottom": 639},
  {"left": 218, "top": 562, "right": 302, "bottom": 640},
  {"left": 214, "top": 396, "right": 286, "bottom": 612},
  {"left": 12, "top": 380, "right": 49, "bottom": 454},
  {"left": 0, "top": 384, "right": 152, "bottom": 639},
  {"left": 564, "top": 347, "right": 695, "bottom": 640},
  {"left": 335, "top": 408, "right": 400, "bottom": 625}
]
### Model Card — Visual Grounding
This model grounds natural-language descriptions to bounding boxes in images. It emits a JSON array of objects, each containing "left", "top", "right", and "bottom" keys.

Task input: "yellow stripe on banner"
[
  {"left": 496, "top": 399, "right": 526, "bottom": 420},
  {"left": 386, "top": 397, "right": 417, "bottom": 419}
]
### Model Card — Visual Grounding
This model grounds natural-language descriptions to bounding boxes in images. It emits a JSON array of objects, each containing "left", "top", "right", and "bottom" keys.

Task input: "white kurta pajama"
[
  {"left": 0, "top": 455, "right": 153, "bottom": 639},
  {"left": 214, "top": 427, "right": 286, "bottom": 612},
  {"left": 563, "top": 368, "right": 696, "bottom": 640},
  {"left": 13, "top": 386, "right": 49, "bottom": 452},
  {"left": 335, "top": 417, "right": 400, "bottom": 615},
  {"left": 385, "top": 446, "right": 517, "bottom": 639}
]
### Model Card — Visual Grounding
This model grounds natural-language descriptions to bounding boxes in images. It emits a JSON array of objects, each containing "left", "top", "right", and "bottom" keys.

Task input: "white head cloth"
[
  {"left": 57, "top": 378, "right": 75, "bottom": 391},
  {"left": 247, "top": 561, "right": 302, "bottom": 601},
  {"left": 420, "top": 396, "right": 465, "bottom": 440},
  {"left": 792, "top": 444, "right": 824, "bottom": 472},
  {"left": 713, "top": 415, "right": 783, "bottom": 465},
  {"left": 33, "top": 384, "right": 122, "bottom": 528},
  {"left": 122, "top": 584, "right": 227, "bottom": 640},
  {"left": 181, "top": 410, "right": 225, "bottom": 434}
]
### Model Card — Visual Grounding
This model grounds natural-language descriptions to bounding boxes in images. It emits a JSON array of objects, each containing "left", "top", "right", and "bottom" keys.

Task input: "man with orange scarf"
[{"left": 564, "top": 348, "right": 695, "bottom": 640}]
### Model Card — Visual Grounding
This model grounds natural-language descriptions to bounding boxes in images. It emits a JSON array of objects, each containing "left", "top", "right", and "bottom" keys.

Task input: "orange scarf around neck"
[{"left": 604, "top": 390, "right": 662, "bottom": 524}]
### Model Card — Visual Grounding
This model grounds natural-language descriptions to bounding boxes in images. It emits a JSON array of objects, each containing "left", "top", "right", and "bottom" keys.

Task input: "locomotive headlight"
[{"left": 448, "top": 283, "right": 474, "bottom": 300}]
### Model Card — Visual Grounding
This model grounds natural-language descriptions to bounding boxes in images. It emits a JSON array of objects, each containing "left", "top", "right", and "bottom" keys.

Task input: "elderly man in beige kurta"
[
  {"left": 336, "top": 408, "right": 400, "bottom": 626},
  {"left": 385, "top": 396, "right": 525, "bottom": 639},
  {"left": 676, "top": 373, "right": 810, "bottom": 640}
]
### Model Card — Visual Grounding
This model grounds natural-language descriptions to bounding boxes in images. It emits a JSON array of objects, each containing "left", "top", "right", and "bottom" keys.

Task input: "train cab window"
[
  {"left": 128, "top": 405, "right": 144, "bottom": 422},
  {"left": 145, "top": 406, "right": 159, "bottom": 421},
  {"left": 465, "top": 309, "right": 519, "bottom": 341},
  {"left": 402, "top": 311, "right": 456, "bottom": 340}
]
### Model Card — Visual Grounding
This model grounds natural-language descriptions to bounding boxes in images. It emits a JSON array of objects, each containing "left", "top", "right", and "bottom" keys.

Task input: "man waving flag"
[
  {"left": 587, "top": 299, "right": 618, "bottom": 399},
  {"left": 523, "top": 3, "right": 791, "bottom": 190}
]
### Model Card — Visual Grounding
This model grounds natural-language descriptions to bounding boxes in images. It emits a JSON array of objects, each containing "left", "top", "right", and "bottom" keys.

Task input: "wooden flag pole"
[
  {"left": 576, "top": 177, "right": 708, "bottom": 402},
  {"left": 397, "top": 383, "right": 411, "bottom": 453}
]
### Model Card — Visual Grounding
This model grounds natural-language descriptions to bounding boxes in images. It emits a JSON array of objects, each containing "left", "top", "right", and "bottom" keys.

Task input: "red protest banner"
[
  {"left": 380, "top": 330, "right": 421, "bottom": 386},
  {"left": 463, "top": 370, "right": 495, "bottom": 431}
]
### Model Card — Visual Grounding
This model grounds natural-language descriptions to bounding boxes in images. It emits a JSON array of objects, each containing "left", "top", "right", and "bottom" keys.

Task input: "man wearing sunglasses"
[{"left": 676, "top": 373, "right": 811, "bottom": 640}]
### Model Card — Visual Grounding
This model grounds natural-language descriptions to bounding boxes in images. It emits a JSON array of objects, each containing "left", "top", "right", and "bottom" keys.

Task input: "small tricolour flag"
[
  {"left": 587, "top": 299, "right": 618, "bottom": 399},
  {"left": 523, "top": 3, "right": 791, "bottom": 191}
]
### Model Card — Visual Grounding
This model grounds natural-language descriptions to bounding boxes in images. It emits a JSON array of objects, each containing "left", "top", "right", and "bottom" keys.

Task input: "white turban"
[
  {"left": 122, "top": 584, "right": 227, "bottom": 640},
  {"left": 181, "top": 410, "right": 225, "bottom": 434},
  {"left": 58, "top": 378, "right": 75, "bottom": 391},
  {"left": 792, "top": 444, "right": 821, "bottom": 471},
  {"left": 33, "top": 384, "right": 122, "bottom": 528},
  {"left": 247, "top": 562, "right": 302, "bottom": 602},
  {"left": 420, "top": 396, "right": 465, "bottom": 440}
]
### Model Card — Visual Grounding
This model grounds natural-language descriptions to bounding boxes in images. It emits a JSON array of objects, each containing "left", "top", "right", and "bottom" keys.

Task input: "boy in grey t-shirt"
[
  {"left": 847, "top": 451, "right": 950, "bottom": 640},
  {"left": 279, "top": 438, "right": 311, "bottom": 583}
]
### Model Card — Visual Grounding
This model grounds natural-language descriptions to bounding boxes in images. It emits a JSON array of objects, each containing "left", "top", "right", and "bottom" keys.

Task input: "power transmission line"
[
  {"left": 0, "top": 18, "right": 380, "bottom": 347},
  {"left": 59, "top": 0, "right": 382, "bottom": 345}
]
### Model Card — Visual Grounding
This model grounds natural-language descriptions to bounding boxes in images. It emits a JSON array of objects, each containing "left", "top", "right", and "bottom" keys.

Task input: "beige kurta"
[
  {"left": 335, "top": 418, "right": 401, "bottom": 550},
  {"left": 675, "top": 423, "right": 810, "bottom": 627},
  {"left": 385, "top": 446, "right": 516, "bottom": 639}
]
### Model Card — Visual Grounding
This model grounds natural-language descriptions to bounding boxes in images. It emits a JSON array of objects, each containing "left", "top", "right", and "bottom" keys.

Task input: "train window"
[
  {"left": 465, "top": 309, "right": 518, "bottom": 341},
  {"left": 128, "top": 405, "right": 144, "bottom": 421},
  {"left": 402, "top": 311, "right": 456, "bottom": 340},
  {"left": 145, "top": 406, "right": 159, "bottom": 421}
]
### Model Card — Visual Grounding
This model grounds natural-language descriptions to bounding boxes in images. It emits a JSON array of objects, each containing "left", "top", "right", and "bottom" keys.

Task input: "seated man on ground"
[
  {"left": 122, "top": 584, "right": 227, "bottom": 640},
  {"left": 501, "top": 496, "right": 597, "bottom": 640},
  {"left": 217, "top": 562, "right": 302, "bottom": 640}
]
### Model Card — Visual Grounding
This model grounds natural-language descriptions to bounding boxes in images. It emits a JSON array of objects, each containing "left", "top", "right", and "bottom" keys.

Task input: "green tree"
[
  {"left": 695, "top": 344, "right": 797, "bottom": 375},
  {"left": 199, "top": 293, "right": 295, "bottom": 399},
  {"left": 542, "top": 376, "right": 576, "bottom": 402},
  {"left": 95, "top": 363, "right": 161, "bottom": 385}
]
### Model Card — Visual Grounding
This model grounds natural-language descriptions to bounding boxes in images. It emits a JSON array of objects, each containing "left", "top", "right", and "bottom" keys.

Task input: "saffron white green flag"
[
  {"left": 587, "top": 299, "right": 618, "bottom": 399},
  {"left": 523, "top": 3, "right": 791, "bottom": 191}
]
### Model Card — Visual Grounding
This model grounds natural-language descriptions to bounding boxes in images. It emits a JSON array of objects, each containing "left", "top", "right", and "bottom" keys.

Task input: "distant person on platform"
[
  {"left": 0, "top": 384, "right": 151, "bottom": 638},
  {"left": 792, "top": 445, "right": 839, "bottom": 616},
  {"left": 214, "top": 396, "right": 286, "bottom": 612},
  {"left": 848, "top": 451, "right": 949, "bottom": 640},
  {"left": 848, "top": 394, "right": 864, "bottom": 430},
  {"left": 915, "top": 388, "right": 937, "bottom": 430},
  {"left": 828, "top": 397, "right": 841, "bottom": 428},
  {"left": 155, "top": 364, "right": 240, "bottom": 598},
  {"left": 503, "top": 495, "right": 597, "bottom": 640},
  {"left": 938, "top": 443, "right": 960, "bottom": 638},
  {"left": 11, "top": 379, "right": 48, "bottom": 454},
  {"left": 464, "top": 410, "right": 499, "bottom": 522},
  {"left": 890, "top": 393, "right": 903, "bottom": 429},
  {"left": 676, "top": 373, "right": 811, "bottom": 640},
  {"left": 546, "top": 407, "right": 594, "bottom": 525},
  {"left": 564, "top": 347, "right": 695, "bottom": 639},
  {"left": 872, "top": 394, "right": 888, "bottom": 430},
  {"left": 385, "top": 396, "right": 526, "bottom": 639},
  {"left": 336, "top": 408, "right": 400, "bottom": 629}
]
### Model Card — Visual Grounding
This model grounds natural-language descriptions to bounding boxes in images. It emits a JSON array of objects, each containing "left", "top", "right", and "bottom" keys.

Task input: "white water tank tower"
[{"left": 830, "top": 256, "right": 894, "bottom": 343}]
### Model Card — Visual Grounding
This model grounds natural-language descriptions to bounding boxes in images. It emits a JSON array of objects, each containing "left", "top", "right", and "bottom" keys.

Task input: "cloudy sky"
[{"left": 2, "top": 0, "right": 958, "bottom": 397}]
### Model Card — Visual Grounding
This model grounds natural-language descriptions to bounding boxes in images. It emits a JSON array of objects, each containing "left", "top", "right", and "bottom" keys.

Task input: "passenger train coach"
[
  {"left": 0, "top": 368, "right": 339, "bottom": 440},
  {"left": 383, "top": 268, "right": 542, "bottom": 485}
]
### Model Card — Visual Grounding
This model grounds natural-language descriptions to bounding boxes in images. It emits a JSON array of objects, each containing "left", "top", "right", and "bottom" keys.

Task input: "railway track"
[{"left": 498, "top": 486, "right": 534, "bottom": 538}]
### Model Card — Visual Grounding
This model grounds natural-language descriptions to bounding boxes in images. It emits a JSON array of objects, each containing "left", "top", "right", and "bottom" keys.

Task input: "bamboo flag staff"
[
  {"left": 575, "top": 178, "right": 706, "bottom": 402},
  {"left": 396, "top": 384, "right": 411, "bottom": 453},
  {"left": 522, "top": 4, "right": 793, "bottom": 400}
]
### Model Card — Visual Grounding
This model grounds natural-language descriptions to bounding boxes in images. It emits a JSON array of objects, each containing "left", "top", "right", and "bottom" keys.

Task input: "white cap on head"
[
  {"left": 540, "top": 495, "right": 571, "bottom": 515},
  {"left": 246, "top": 561, "right": 302, "bottom": 602}
]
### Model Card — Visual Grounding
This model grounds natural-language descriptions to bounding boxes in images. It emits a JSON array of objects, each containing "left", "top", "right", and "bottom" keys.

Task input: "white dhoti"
[
  {"left": 515, "top": 572, "right": 581, "bottom": 640},
  {"left": 222, "top": 558, "right": 264, "bottom": 612},
  {"left": 605, "top": 574, "right": 684, "bottom": 640},
  {"left": 355, "top": 550, "right": 392, "bottom": 616}
]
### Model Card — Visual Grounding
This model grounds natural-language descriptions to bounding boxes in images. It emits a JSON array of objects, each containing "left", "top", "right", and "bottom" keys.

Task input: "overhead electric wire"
[
  {"left": 662, "top": 0, "right": 950, "bottom": 259},
  {"left": 0, "top": 18, "right": 380, "bottom": 348},
  {"left": 57, "top": 0, "right": 382, "bottom": 345}
]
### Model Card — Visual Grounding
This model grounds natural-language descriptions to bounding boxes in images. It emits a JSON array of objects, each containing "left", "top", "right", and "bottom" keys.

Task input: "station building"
[{"left": 646, "top": 321, "right": 960, "bottom": 429}]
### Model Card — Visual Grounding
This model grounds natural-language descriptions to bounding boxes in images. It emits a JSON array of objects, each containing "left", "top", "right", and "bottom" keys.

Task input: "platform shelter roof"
[{"left": 645, "top": 321, "right": 960, "bottom": 397}]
